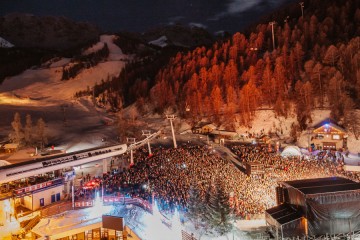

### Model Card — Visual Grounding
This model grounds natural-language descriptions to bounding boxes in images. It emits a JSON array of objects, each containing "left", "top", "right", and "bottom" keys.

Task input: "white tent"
[{"left": 281, "top": 146, "right": 302, "bottom": 157}]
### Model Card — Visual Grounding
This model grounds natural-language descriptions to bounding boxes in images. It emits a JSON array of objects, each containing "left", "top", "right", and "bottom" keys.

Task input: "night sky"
[{"left": 0, "top": 0, "right": 297, "bottom": 34}]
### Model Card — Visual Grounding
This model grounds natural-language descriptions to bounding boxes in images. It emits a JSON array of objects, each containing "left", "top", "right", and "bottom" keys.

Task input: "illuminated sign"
[{"left": 13, "top": 178, "right": 63, "bottom": 196}]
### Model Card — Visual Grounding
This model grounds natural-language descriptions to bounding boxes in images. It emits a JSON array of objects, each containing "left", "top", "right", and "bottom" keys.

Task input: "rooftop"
[
  {"left": 281, "top": 177, "right": 360, "bottom": 195},
  {"left": 265, "top": 203, "right": 303, "bottom": 225}
]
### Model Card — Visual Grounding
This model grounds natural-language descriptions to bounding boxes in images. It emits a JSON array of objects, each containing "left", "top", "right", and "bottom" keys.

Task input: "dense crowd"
[{"left": 79, "top": 143, "right": 360, "bottom": 219}]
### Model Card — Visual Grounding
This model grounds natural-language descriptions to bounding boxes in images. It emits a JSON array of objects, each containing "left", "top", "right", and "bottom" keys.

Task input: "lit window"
[{"left": 332, "top": 134, "right": 340, "bottom": 140}]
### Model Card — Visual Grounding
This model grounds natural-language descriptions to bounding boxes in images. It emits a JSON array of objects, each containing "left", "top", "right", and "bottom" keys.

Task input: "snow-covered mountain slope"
[
  {"left": 0, "top": 35, "right": 127, "bottom": 105},
  {"left": 0, "top": 35, "right": 129, "bottom": 150},
  {"left": 82, "top": 35, "right": 128, "bottom": 61},
  {"left": 0, "top": 36, "right": 14, "bottom": 48}
]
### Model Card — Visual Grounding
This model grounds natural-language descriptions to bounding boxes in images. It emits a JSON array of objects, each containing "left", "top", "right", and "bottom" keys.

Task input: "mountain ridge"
[{"left": 0, "top": 13, "right": 100, "bottom": 50}]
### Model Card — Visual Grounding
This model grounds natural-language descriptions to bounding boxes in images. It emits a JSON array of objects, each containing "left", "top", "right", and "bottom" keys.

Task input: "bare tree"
[
  {"left": 24, "top": 114, "right": 33, "bottom": 145},
  {"left": 36, "top": 118, "right": 48, "bottom": 149},
  {"left": 128, "top": 106, "right": 139, "bottom": 123},
  {"left": 344, "top": 110, "right": 360, "bottom": 140},
  {"left": 9, "top": 112, "right": 24, "bottom": 145}
]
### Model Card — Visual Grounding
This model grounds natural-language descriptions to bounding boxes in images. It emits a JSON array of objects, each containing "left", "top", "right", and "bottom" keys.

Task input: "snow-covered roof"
[
  {"left": 212, "top": 130, "right": 237, "bottom": 136},
  {"left": 32, "top": 207, "right": 107, "bottom": 239},
  {"left": 312, "top": 119, "right": 346, "bottom": 133},
  {"left": 193, "top": 122, "right": 217, "bottom": 129},
  {"left": 4, "top": 143, "right": 19, "bottom": 149}
]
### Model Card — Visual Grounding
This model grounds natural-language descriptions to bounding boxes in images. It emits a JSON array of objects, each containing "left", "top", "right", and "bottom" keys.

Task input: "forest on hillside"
[
  {"left": 148, "top": 0, "right": 360, "bottom": 130},
  {"left": 84, "top": 0, "right": 360, "bottom": 132}
]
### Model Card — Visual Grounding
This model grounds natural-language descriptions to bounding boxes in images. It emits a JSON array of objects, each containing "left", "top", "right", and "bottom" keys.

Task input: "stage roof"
[
  {"left": 265, "top": 204, "right": 303, "bottom": 225},
  {"left": 281, "top": 177, "right": 360, "bottom": 195}
]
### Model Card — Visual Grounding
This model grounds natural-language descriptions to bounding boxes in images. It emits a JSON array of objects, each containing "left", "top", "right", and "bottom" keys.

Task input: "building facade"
[{"left": 310, "top": 120, "right": 347, "bottom": 150}]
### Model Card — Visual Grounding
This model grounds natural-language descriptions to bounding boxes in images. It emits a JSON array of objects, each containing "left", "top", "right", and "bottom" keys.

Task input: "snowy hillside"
[
  {"left": 0, "top": 35, "right": 127, "bottom": 105},
  {"left": 237, "top": 109, "right": 360, "bottom": 154},
  {"left": 0, "top": 35, "right": 129, "bottom": 151},
  {"left": 0, "top": 36, "right": 14, "bottom": 48},
  {"left": 149, "top": 36, "right": 168, "bottom": 48}
]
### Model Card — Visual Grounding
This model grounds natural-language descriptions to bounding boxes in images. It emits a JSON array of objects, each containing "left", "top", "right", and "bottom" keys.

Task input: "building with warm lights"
[
  {"left": 266, "top": 177, "right": 360, "bottom": 239},
  {"left": 0, "top": 144, "right": 127, "bottom": 237},
  {"left": 310, "top": 119, "right": 347, "bottom": 150},
  {"left": 0, "top": 177, "right": 65, "bottom": 222},
  {"left": 191, "top": 122, "right": 217, "bottom": 134}
]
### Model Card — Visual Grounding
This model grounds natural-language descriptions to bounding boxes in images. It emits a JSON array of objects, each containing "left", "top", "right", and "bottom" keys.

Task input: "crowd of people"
[{"left": 77, "top": 142, "right": 360, "bottom": 219}]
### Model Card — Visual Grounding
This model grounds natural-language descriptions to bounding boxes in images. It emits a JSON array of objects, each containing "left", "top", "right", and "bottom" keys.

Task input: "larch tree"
[
  {"left": 210, "top": 86, "right": 223, "bottom": 119},
  {"left": 223, "top": 60, "right": 239, "bottom": 87},
  {"left": 199, "top": 67, "right": 209, "bottom": 95},
  {"left": 229, "top": 45, "right": 238, "bottom": 61},
  {"left": 323, "top": 45, "right": 340, "bottom": 67},
  {"left": 273, "top": 56, "right": 287, "bottom": 100},
  {"left": 311, "top": 62, "right": 324, "bottom": 107},
  {"left": 295, "top": 81, "right": 313, "bottom": 130},
  {"left": 344, "top": 110, "right": 360, "bottom": 140},
  {"left": 260, "top": 61, "right": 275, "bottom": 106},
  {"left": 225, "top": 85, "right": 238, "bottom": 122},
  {"left": 294, "top": 41, "right": 305, "bottom": 71},
  {"left": 209, "top": 64, "right": 222, "bottom": 88}
]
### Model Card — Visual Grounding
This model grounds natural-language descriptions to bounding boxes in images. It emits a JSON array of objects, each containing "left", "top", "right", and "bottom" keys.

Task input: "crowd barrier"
[
  {"left": 102, "top": 195, "right": 152, "bottom": 212},
  {"left": 74, "top": 201, "right": 93, "bottom": 208}
]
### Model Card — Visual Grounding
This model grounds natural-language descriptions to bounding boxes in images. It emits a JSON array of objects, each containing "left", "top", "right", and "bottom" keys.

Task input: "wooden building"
[
  {"left": 3, "top": 143, "right": 19, "bottom": 153},
  {"left": 211, "top": 130, "right": 239, "bottom": 144},
  {"left": 310, "top": 120, "right": 347, "bottom": 150},
  {"left": 192, "top": 122, "right": 217, "bottom": 134}
]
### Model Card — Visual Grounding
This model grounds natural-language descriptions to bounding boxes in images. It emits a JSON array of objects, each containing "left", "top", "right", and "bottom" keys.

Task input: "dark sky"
[{"left": 0, "top": 0, "right": 298, "bottom": 34}]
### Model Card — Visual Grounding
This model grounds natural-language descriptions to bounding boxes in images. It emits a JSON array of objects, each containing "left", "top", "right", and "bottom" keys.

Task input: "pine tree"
[
  {"left": 186, "top": 181, "right": 206, "bottom": 229},
  {"left": 204, "top": 179, "right": 234, "bottom": 236}
]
